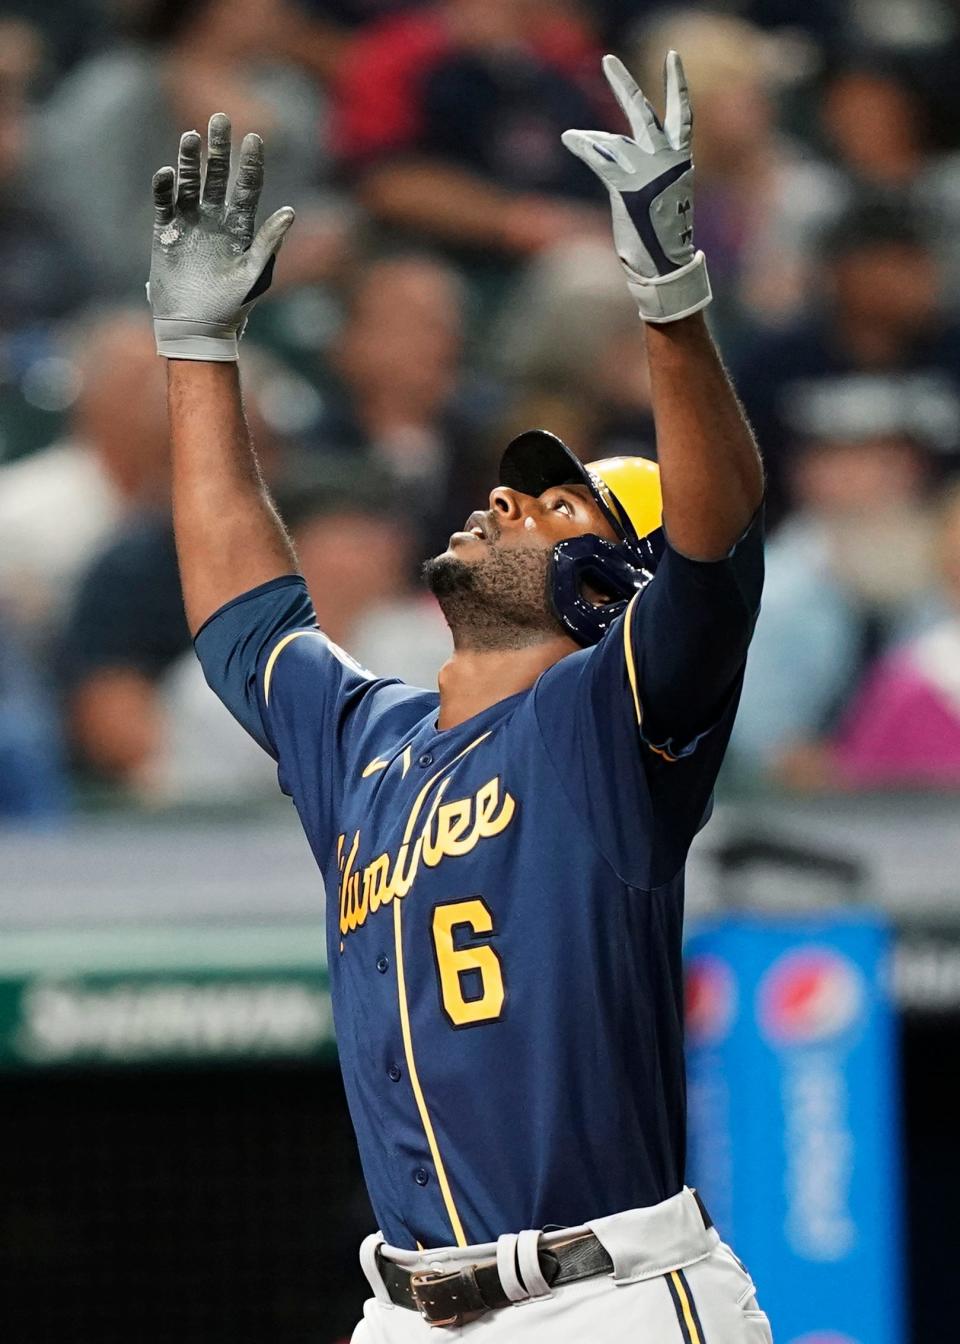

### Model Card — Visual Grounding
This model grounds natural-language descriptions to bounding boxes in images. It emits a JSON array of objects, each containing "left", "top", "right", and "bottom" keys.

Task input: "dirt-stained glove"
[
  {"left": 147, "top": 113, "right": 295, "bottom": 361},
  {"left": 562, "top": 52, "right": 711, "bottom": 324}
]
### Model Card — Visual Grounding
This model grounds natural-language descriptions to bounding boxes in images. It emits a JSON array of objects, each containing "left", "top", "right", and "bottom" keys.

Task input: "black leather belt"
[{"left": 378, "top": 1192, "right": 713, "bottom": 1327}]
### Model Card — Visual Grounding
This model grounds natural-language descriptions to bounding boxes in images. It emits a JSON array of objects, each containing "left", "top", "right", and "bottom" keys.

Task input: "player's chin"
[{"left": 421, "top": 551, "right": 475, "bottom": 598}]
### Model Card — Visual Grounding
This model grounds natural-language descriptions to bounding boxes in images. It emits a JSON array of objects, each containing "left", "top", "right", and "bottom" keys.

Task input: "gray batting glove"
[
  {"left": 147, "top": 113, "right": 295, "bottom": 361},
  {"left": 563, "top": 52, "right": 711, "bottom": 324}
]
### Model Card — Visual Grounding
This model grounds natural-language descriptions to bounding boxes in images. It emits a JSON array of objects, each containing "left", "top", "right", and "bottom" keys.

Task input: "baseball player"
[{"left": 148, "top": 51, "right": 770, "bottom": 1341}]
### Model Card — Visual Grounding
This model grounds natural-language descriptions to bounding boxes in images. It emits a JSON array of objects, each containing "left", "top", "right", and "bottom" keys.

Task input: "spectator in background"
[
  {"left": 598, "top": 0, "right": 846, "bottom": 46},
  {"left": 825, "top": 483, "right": 960, "bottom": 789},
  {"left": 728, "top": 416, "right": 936, "bottom": 789},
  {"left": 490, "top": 235, "right": 656, "bottom": 458},
  {"left": 0, "top": 22, "right": 91, "bottom": 333},
  {"left": 61, "top": 461, "right": 451, "bottom": 801},
  {"left": 814, "top": 53, "right": 960, "bottom": 294},
  {"left": 0, "top": 310, "right": 168, "bottom": 648},
  {"left": 33, "top": 0, "right": 345, "bottom": 300},
  {"left": 0, "top": 611, "right": 67, "bottom": 822},
  {"left": 734, "top": 197, "right": 960, "bottom": 522},
  {"left": 334, "top": 0, "right": 606, "bottom": 270},
  {"left": 1, "top": 1, "right": 108, "bottom": 79},
  {"left": 1, "top": 20, "right": 96, "bottom": 466},
  {"left": 821, "top": 55, "right": 934, "bottom": 192},
  {"left": 313, "top": 253, "right": 495, "bottom": 555},
  {"left": 0, "top": 18, "right": 41, "bottom": 104}
]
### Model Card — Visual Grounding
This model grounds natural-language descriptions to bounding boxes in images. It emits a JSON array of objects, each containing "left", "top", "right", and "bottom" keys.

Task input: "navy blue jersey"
[{"left": 195, "top": 514, "right": 763, "bottom": 1250}]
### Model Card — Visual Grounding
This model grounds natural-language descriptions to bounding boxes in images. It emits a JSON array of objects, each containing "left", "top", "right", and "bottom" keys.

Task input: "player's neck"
[{"left": 436, "top": 639, "right": 575, "bottom": 730}]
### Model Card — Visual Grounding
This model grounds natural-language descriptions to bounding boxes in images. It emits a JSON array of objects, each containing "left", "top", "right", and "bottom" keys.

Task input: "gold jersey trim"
[
  {"left": 394, "top": 898, "right": 468, "bottom": 1247},
  {"left": 263, "top": 630, "right": 315, "bottom": 705},
  {"left": 622, "top": 595, "right": 677, "bottom": 763}
]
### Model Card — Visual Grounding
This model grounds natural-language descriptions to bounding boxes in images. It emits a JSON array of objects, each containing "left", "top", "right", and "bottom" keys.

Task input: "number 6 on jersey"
[{"left": 432, "top": 898, "right": 505, "bottom": 1027}]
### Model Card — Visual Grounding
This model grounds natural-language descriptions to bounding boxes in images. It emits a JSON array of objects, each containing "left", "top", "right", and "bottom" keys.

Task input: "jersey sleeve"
[
  {"left": 193, "top": 574, "right": 375, "bottom": 799},
  {"left": 532, "top": 510, "right": 764, "bottom": 888},
  {"left": 621, "top": 507, "right": 764, "bottom": 761}
]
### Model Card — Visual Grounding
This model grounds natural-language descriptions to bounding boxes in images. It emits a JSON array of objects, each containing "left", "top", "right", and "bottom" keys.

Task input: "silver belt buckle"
[{"left": 409, "top": 1269, "right": 460, "bottom": 1328}]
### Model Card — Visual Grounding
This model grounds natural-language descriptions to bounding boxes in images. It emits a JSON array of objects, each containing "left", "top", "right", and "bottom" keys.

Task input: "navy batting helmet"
[{"left": 499, "top": 430, "right": 665, "bottom": 647}]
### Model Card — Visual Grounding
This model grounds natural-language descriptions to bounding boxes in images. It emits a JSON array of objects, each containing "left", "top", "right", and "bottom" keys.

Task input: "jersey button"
[
  {"left": 414, "top": 1167, "right": 429, "bottom": 1186},
  {"left": 376, "top": 955, "right": 389, "bottom": 974},
  {"left": 417, "top": 753, "right": 433, "bottom": 768},
  {"left": 388, "top": 1064, "right": 402, "bottom": 1082}
]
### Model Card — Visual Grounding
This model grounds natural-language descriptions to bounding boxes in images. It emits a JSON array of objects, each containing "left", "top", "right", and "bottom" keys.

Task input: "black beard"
[{"left": 422, "top": 544, "right": 562, "bottom": 651}]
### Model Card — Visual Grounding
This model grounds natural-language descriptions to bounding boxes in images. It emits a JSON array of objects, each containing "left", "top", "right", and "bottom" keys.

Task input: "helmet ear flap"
[{"left": 550, "top": 530, "right": 664, "bottom": 646}]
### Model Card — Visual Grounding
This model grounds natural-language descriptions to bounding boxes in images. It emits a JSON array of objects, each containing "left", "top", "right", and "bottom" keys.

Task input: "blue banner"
[{"left": 684, "top": 915, "right": 904, "bottom": 1344}]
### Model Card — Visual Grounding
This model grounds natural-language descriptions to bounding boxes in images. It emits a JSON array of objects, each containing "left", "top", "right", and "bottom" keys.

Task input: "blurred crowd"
[{"left": 4, "top": 0, "right": 960, "bottom": 820}]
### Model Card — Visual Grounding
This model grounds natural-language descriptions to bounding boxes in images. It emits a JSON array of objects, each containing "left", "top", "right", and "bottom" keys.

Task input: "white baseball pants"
[{"left": 351, "top": 1187, "right": 773, "bottom": 1342}]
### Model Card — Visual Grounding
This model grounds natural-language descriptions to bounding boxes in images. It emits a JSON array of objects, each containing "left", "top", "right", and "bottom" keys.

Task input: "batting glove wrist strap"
[
  {"left": 152, "top": 318, "right": 241, "bottom": 362},
  {"left": 625, "top": 249, "right": 712, "bottom": 324}
]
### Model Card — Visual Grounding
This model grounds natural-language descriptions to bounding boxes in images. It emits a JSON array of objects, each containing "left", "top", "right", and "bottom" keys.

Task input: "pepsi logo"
[
  {"left": 685, "top": 954, "right": 737, "bottom": 1045},
  {"left": 758, "top": 947, "right": 864, "bottom": 1046}
]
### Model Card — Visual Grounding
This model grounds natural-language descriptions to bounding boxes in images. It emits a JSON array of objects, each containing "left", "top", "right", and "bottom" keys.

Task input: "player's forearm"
[
  {"left": 561, "top": 50, "right": 763, "bottom": 555},
  {"left": 168, "top": 360, "right": 297, "bottom": 635},
  {"left": 645, "top": 313, "right": 763, "bottom": 560}
]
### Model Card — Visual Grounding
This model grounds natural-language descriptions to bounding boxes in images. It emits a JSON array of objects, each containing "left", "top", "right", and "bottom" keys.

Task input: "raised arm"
[
  {"left": 167, "top": 362, "right": 295, "bottom": 633},
  {"left": 564, "top": 53, "right": 764, "bottom": 754},
  {"left": 148, "top": 115, "right": 298, "bottom": 634},
  {"left": 644, "top": 314, "right": 762, "bottom": 560},
  {"left": 563, "top": 52, "right": 763, "bottom": 560}
]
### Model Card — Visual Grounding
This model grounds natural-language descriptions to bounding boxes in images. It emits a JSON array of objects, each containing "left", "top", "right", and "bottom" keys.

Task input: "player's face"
[
  {"left": 451, "top": 483, "right": 619, "bottom": 556},
  {"left": 422, "top": 484, "right": 618, "bottom": 650}
]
